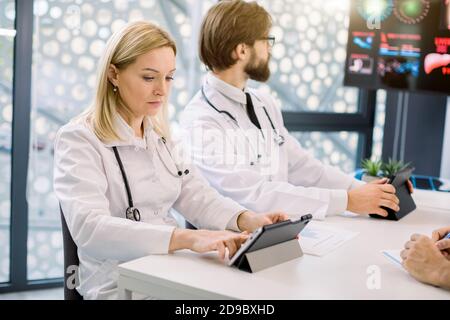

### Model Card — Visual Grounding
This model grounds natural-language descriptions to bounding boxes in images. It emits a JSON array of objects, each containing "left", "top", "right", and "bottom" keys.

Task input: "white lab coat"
[
  {"left": 53, "top": 113, "right": 245, "bottom": 300},
  {"left": 179, "top": 73, "right": 364, "bottom": 220}
]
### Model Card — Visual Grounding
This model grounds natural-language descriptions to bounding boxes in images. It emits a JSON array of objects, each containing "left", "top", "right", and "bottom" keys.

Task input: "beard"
[{"left": 244, "top": 49, "right": 271, "bottom": 82}]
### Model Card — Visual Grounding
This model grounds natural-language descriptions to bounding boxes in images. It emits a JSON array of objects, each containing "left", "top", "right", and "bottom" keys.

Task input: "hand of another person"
[
  {"left": 432, "top": 226, "right": 450, "bottom": 260},
  {"left": 401, "top": 234, "right": 449, "bottom": 287}
]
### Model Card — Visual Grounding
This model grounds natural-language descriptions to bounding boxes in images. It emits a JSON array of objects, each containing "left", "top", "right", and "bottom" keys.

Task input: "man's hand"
[
  {"left": 347, "top": 178, "right": 399, "bottom": 217},
  {"left": 401, "top": 234, "right": 450, "bottom": 288},
  {"left": 237, "top": 211, "right": 289, "bottom": 233},
  {"left": 406, "top": 179, "right": 414, "bottom": 194}
]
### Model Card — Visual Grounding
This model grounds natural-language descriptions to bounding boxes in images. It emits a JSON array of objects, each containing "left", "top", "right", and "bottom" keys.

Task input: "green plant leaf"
[
  {"left": 381, "top": 158, "right": 411, "bottom": 177},
  {"left": 361, "top": 158, "right": 382, "bottom": 177}
]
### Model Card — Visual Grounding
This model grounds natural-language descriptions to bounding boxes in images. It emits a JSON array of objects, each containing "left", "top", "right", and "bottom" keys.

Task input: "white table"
[{"left": 118, "top": 195, "right": 450, "bottom": 300}]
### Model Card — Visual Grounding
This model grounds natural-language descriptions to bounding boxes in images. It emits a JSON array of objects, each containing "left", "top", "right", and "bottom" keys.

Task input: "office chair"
[{"left": 60, "top": 205, "right": 83, "bottom": 300}]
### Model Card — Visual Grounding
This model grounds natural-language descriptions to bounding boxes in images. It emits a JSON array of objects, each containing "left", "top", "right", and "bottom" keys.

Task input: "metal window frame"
[
  {"left": 0, "top": 0, "right": 63, "bottom": 294},
  {"left": 283, "top": 89, "right": 377, "bottom": 166}
]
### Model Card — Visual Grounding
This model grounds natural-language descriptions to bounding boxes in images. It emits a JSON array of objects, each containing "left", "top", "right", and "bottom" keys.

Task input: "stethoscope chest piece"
[{"left": 126, "top": 207, "right": 141, "bottom": 222}]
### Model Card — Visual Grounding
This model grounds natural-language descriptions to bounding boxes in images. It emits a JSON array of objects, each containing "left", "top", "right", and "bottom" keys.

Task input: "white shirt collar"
[
  {"left": 206, "top": 72, "right": 248, "bottom": 106},
  {"left": 104, "top": 113, "right": 153, "bottom": 148}
]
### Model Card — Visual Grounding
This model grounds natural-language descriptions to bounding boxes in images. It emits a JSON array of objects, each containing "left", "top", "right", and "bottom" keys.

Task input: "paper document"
[
  {"left": 299, "top": 223, "right": 359, "bottom": 256},
  {"left": 382, "top": 250, "right": 406, "bottom": 272}
]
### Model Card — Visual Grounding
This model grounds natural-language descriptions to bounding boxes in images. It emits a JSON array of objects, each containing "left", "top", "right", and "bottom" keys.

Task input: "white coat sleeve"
[
  {"left": 181, "top": 115, "right": 360, "bottom": 220},
  {"left": 53, "top": 125, "right": 176, "bottom": 262},
  {"left": 282, "top": 131, "right": 366, "bottom": 217},
  {"left": 172, "top": 157, "right": 246, "bottom": 232}
]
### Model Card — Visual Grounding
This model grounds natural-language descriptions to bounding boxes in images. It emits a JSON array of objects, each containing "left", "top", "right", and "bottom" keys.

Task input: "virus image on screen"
[
  {"left": 357, "top": 0, "right": 394, "bottom": 22},
  {"left": 394, "top": 0, "right": 431, "bottom": 24}
]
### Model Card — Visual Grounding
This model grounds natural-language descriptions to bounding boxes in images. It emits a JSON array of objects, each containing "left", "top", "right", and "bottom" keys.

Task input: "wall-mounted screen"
[{"left": 344, "top": 0, "right": 450, "bottom": 95}]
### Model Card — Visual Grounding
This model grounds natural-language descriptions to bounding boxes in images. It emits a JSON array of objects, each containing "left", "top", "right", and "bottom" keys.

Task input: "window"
[
  {"left": 257, "top": 0, "right": 359, "bottom": 113},
  {"left": 290, "top": 131, "right": 361, "bottom": 173},
  {"left": 0, "top": 0, "right": 15, "bottom": 284},
  {"left": 254, "top": 0, "right": 376, "bottom": 173},
  {"left": 28, "top": 0, "right": 215, "bottom": 281}
]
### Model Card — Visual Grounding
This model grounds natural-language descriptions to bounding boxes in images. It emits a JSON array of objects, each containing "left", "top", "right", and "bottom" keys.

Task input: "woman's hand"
[
  {"left": 237, "top": 211, "right": 289, "bottom": 233},
  {"left": 189, "top": 230, "right": 250, "bottom": 260},
  {"left": 169, "top": 229, "right": 249, "bottom": 260}
]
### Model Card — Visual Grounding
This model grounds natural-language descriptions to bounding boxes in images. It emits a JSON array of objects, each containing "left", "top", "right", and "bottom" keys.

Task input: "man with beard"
[{"left": 180, "top": 0, "right": 405, "bottom": 222}]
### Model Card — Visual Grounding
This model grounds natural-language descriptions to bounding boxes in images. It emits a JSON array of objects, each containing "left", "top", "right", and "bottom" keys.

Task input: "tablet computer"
[
  {"left": 228, "top": 214, "right": 312, "bottom": 268},
  {"left": 390, "top": 166, "right": 414, "bottom": 187},
  {"left": 370, "top": 166, "right": 416, "bottom": 220}
]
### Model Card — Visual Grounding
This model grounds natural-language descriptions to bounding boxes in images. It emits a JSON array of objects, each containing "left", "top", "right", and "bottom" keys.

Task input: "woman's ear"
[{"left": 108, "top": 64, "right": 119, "bottom": 87}]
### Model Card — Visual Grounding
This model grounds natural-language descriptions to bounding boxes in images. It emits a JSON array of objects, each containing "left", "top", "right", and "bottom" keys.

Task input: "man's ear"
[
  {"left": 108, "top": 64, "right": 119, "bottom": 87},
  {"left": 232, "top": 43, "right": 249, "bottom": 61}
]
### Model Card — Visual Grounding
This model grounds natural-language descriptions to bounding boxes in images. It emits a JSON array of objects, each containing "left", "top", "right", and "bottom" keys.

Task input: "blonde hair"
[{"left": 82, "top": 21, "right": 176, "bottom": 142}]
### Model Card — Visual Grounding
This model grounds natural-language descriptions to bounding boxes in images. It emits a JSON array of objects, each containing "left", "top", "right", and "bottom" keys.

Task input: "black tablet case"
[{"left": 370, "top": 167, "right": 416, "bottom": 221}]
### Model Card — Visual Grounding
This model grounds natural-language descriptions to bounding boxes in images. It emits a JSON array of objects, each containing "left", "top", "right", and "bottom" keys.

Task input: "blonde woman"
[{"left": 53, "top": 21, "right": 287, "bottom": 300}]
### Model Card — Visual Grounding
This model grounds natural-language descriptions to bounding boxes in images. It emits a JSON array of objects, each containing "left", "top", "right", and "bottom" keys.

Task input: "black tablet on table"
[
  {"left": 228, "top": 214, "right": 312, "bottom": 268},
  {"left": 370, "top": 166, "right": 416, "bottom": 220}
]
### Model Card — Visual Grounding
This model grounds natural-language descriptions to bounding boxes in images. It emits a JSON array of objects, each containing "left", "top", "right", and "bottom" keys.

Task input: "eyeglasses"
[{"left": 260, "top": 36, "right": 275, "bottom": 47}]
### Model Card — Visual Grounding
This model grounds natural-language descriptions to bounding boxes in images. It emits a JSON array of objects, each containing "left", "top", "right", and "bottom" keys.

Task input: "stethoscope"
[
  {"left": 201, "top": 86, "right": 285, "bottom": 164},
  {"left": 112, "top": 137, "right": 189, "bottom": 222}
]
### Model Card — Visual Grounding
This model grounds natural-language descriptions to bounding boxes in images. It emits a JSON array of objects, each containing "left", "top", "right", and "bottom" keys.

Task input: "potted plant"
[
  {"left": 360, "top": 158, "right": 383, "bottom": 182},
  {"left": 381, "top": 158, "right": 411, "bottom": 179}
]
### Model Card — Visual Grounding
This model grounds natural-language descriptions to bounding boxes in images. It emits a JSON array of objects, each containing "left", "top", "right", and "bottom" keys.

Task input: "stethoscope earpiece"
[{"left": 159, "top": 137, "right": 190, "bottom": 178}]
